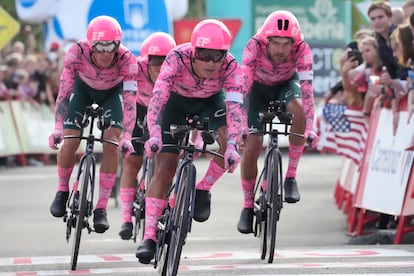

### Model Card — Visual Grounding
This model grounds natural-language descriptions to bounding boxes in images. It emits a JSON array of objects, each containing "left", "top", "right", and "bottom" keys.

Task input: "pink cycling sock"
[
  {"left": 120, "top": 187, "right": 136, "bottom": 223},
  {"left": 95, "top": 172, "right": 116, "bottom": 210},
  {"left": 195, "top": 159, "right": 225, "bottom": 191},
  {"left": 241, "top": 178, "right": 256, "bottom": 208},
  {"left": 143, "top": 197, "right": 168, "bottom": 242},
  {"left": 286, "top": 144, "right": 304, "bottom": 179},
  {"left": 57, "top": 166, "right": 73, "bottom": 192}
]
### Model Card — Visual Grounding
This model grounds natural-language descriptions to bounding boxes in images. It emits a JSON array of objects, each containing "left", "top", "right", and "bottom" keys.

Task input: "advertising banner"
[
  {"left": 0, "top": 102, "right": 21, "bottom": 156},
  {"left": 10, "top": 102, "right": 55, "bottom": 154},
  {"left": 251, "top": 0, "right": 350, "bottom": 98},
  {"left": 355, "top": 109, "right": 414, "bottom": 215},
  {"left": 38, "top": 0, "right": 170, "bottom": 56}
]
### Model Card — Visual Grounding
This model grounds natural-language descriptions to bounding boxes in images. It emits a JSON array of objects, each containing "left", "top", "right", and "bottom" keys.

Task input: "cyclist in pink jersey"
[
  {"left": 237, "top": 10, "right": 319, "bottom": 234},
  {"left": 118, "top": 32, "right": 176, "bottom": 240},
  {"left": 48, "top": 15, "right": 138, "bottom": 234},
  {"left": 135, "top": 19, "right": 244, "bottom": 264}
]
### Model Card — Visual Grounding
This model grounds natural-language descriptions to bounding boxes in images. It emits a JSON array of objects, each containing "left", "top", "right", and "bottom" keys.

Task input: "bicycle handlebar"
[
  {"left": 62, "top": 104, "right": 118, "bottom": 147},
  {"left": 63, "top": 134, "right": 119, "bottom": 147}
]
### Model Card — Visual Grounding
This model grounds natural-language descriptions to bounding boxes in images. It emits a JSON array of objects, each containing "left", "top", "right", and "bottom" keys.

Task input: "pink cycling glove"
[
  {"left": 224, "top": 143, "right": 240, "bottom": 173},
  {"left": 304, "top": 129, "right": 319, "bottom": 149},
  {"left": 119, "top": 134, "right": 134, "bottom": 158},
  {"left": 144, "top": 125, "right": 162, "bottom": 158},
  {"left": 48, "top": 129, "right": 64, "bottom": 150}
]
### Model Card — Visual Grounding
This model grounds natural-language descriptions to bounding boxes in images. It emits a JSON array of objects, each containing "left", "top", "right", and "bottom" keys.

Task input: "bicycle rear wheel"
[
  {"left": 132, "top": 184, "right": 145, "bottom": 243},
  {"left": 166, "top": 163, "right": 195, "bottom": 276},
  {"left": 265, "top": 149, "right": 282, "bottom": 263},
  {"left": 258, "top": 188, "right": 267, "bottom": 260},
  {"left": 132, "top": 157, "right": 155, "bottom": 242},
  {"left": 70, "top": 155, "right": 93, "bottom": 270}
]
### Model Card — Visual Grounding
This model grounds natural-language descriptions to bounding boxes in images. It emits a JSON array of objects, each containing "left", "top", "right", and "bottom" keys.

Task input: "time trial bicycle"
[
  {"left": 153, "top": 115, "right": 224, "bottom": 276},
  {"left": 60, "top": 103, "right": 118, "bottom": 270},
  {"left": 252, "top": 100, "right": 307, "bottom": 263}
]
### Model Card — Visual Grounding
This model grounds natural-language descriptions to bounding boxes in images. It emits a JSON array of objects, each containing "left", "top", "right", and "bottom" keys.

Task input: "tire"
[
  {"left": 158, "top": 238, "right": 169, "bottom": 276},
  {"left": 133, "top": 185, "right": 145, "bottom": 243},
  {"left": 70, "top": 155, "right": 93, "bottom": 270},
  {"left": 156, "top": 207, "right": 170, "bottom": 276},
  {"left": 166, "top": 163, "right": 195, "bottom": 276},
  {"left": 133, "top": 157, "right": 155, "bottom": 242},
  {"left": 259, "top": 188, "right": 267, "bottom": 260},
  {"left": 265, "top": 149, "right": 282, "bottom": 263}
]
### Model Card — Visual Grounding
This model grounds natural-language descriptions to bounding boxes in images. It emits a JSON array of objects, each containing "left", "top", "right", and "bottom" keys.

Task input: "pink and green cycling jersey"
[
  {"left": 54, "top": 40, "right": 138, "bottom": 137},
  {"left": 242, "top": 35, "right": 315, "bottom": 131},
  {"left": 146, "top": 42, "right": 244, "bottom": 144}
]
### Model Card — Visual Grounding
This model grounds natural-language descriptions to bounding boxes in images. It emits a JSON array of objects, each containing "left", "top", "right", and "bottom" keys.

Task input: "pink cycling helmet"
[
  {"left": 258, "top": 10, "right": 302, "bottom": 43},
  {"left": 190, "top": 19, "right": 232, "bottom": 51},
  {"left": 86, "top": 15, "right": 122, "bottom": 45},
  {"left": 140, "top": 32, "right": 176, "bottom": 58}
]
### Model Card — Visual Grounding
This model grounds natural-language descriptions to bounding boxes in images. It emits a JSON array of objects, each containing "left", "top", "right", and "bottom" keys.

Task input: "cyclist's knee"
[
  {"left": 60, "top": 139, "right": 80, "bottom": 154},
  {"left": 104, "top": 127, "right": 121, "bottom": 141},
  {"left": 243, "top": 135, "right": 262, "bottom": 158}
]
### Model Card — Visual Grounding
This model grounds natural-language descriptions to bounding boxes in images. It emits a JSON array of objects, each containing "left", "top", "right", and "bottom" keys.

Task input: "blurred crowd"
[
  {"left": 323, "top": 0, "right": 414, "bottom": 135},
  {"left": 318, "top": 0, "right": 414, "bottom": 231},
  {"left": 0, "top": 25, "right": 67, "bottom": 167},
  {"left": 0, "top": 25, "right": 65, "bottom": 110},
  {"left": 2, "top": 0, "right": 414, "bottom": 170}
]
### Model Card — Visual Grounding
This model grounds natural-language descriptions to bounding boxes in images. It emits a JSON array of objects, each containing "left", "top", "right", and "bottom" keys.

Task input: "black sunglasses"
[
  {"left": 148, "top": 55, "right": 166, "bottom": 66},
  {"left": 92, "top": 41, "right": 119, "bottom": 53},
  {"left": 194, "top": 48, "right": 227, "bottom": 63}
]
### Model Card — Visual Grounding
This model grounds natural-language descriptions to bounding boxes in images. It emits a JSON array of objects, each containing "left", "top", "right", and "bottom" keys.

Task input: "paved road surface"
[{"left": 0, "top": 152, "right": 413, "bottom": 275}]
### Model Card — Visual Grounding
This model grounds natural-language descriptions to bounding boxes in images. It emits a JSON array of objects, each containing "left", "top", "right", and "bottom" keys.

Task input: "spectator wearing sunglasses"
[
  {"left": 48, "top": 15, "right": 138, "bottom": 234},
  {"left": 135, "top": 19, "right": 244, "bottom": 264},
  {"left": 237, "top": 10, "right": 319, "bottom": 234},
  {"left": 118, "top": 32, "right": 176, "bottom": 240}
]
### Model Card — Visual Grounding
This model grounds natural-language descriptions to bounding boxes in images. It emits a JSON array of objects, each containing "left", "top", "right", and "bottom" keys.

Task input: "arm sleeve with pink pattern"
[
  {"left": 53, "top": 44, "right": 79, "bottom": 130},
  {"left": 224, "top": 61, "right": 244, "bottom": 145},
  {"left": 146, "top": 55, "right": 174, "bottom": 136},
  {"left": 296, "top": 42, "right": 315, "bottom": 132},
  {"left": 240, "top": 38, "right": 258, "bottom": 132},
  {"left": 120, "top": 52, "right": 138, "bottom": 139},
  {"left": 241, "top": 38, "right": 257, "bottom": 98},
  {"left": 121, "top": 89, "right": 136, "bottom": 139}
]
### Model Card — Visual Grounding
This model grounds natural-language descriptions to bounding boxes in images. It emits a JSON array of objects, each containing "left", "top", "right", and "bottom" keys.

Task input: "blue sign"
[{"left": 88, "top": 0, "right": 170, "bottom": 55}]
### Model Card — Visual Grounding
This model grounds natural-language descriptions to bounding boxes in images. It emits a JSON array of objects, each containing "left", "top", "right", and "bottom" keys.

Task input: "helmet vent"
[{"left": 277, "top": 19, "right": 289, "bottom": 31}]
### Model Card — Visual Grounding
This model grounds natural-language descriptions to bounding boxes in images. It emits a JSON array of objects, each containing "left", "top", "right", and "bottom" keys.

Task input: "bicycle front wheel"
[
  {"left": 166, "top": 163, "right": 195, "bottom": 276},
  {"left": 70, "top": 155, "right": 93, "bottom": 270},
  {"left": 265, "top": 149, "right": 282, "bottom": 263}
]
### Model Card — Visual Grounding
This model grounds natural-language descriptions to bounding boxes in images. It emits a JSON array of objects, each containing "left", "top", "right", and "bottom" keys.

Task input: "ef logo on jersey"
[{"left": 196, "top": 37, "right": 211, "bottom": 48}]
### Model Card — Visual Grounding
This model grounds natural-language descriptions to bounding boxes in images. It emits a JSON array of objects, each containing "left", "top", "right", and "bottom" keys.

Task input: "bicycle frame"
[
  {"left": 154, "top": 115, "right": 222, "bottom": 276},
  {"left": 252, "top": 100, "right": 304, "bottom": 263},
  {"left": 62, "top": 104, "right": 118, "bottom": 270}
]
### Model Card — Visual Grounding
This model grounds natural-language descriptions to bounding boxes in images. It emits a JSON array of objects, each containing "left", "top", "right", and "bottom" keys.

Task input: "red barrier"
[{"left": 336, "top": 108, "right": 414, "bottom": 243}]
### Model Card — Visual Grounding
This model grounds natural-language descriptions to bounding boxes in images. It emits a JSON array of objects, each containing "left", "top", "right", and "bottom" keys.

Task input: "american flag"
[{"left": 315, "top": 103, "right": 368, "bottom": 166}]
